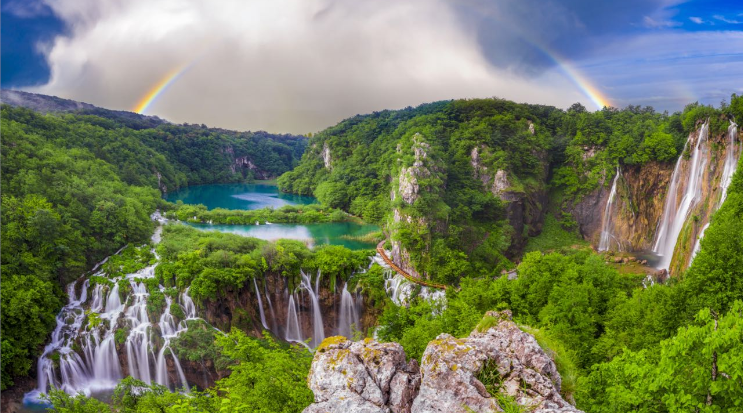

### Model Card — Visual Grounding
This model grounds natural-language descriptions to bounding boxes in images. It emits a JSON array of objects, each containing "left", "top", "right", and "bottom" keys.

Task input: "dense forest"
[
  {"left": 279, "top": 95, "right": 743, "bottom": 284},
  {"left": 0, "top": 104, "right": 306, "bottom": 390},
  {"left": 2, "top": 92, "right": 743, "bottom": 412}
]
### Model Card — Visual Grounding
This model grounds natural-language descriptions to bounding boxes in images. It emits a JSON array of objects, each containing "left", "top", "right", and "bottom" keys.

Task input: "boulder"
[
  {"left": 303, "top": 336, "right": 420, "bottom": 413},
  {"left": 304, "top": 312, "right": 583, "bottom": 413},
  {"left": 411, "top": 310, "right": 581, "bottom": 413}
]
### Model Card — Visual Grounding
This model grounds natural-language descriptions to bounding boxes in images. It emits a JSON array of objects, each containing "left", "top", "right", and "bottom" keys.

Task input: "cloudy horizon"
[{"left": 2, "top": 0, "right": 742, "bottom": 134}]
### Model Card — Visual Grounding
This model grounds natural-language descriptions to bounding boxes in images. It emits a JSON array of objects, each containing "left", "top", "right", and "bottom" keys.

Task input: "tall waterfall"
[
  {"left": 598, "top": 167, "right": 621, "bottom": 252},
  {"left": 337, "top": 283, "right": 361, "bottom": 339},
  {"left": 280, "top": 270, "right": 363, "bottom": 348},
  {"left": 653, "top": 122, "right": 709, "bottom": 270},
  {"left": 253, "top": 277, "right": 269, "bottom": 330},
  {"left": 720, "top": 121, "right": 740, "bottom": 206},
  {"left": 24, "top": 251, "right": 202, "bottom": 404}
]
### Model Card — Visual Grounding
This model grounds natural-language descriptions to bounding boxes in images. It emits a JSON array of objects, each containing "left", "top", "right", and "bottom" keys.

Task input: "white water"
[
  {"left": 653, "top": 122, "right": 709, "bottom": 270},
  {"left": 719, "top": 121, "right": 740, "bottom": 206},
  {"left": 299, "top": 271, "right": 325, "bottom": 348},
  {"left": 24, "top": 219, "right": 200, "bottom": 404},
  {"left": 691, "top": 223, "right": 710, "bottom": 263},
  {"left": 284, "top": 294, "right": 304, "bottom": 345},
  {"left": 253, "top": 278, "right": 269, "bottom": 330},
  {"left": 598, "top": 168, "right": 621, "bottom": 252},
  {"left": 337, "top": 283, "right": 361, "bottom": 339}
]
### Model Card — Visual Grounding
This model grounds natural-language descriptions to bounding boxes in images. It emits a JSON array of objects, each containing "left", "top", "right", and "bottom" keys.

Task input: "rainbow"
[
  {"left": 132, "top": 64, "right": 191, "bottom": 114},
  {"left": 545, "top": 51, "right": 613, "bottom": 110}
]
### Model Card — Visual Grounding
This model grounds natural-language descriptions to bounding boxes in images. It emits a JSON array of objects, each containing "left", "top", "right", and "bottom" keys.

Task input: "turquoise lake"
[
  {"left": 166, "top": 183, "right": 379, "bottom": 250},
  {"left": 165, "top": 182, "right": 317, "bottom": 210}
]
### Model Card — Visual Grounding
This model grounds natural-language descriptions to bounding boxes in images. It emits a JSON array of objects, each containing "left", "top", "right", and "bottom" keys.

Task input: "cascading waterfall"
[
  {"left": 598, "top": 167, "right": 621, "bottom": 252},
  {"left": 653, "top": 122, "right": 709, "bottom": 270},
  {"left": 719, "top": 121, "right": 740, "bottom": 206},
  {"left": 253, "top": 277, "right": 269, "bottom": 330},
  {"left": 265, "top": 283, "right": 278, "bottom": 332},
  {"left": 24, "top": 247, "right": 198, "bottom": 404},
  {"left": 284, "top": 294, "right": 304, "bottom": 345},
  {"left": 691, "top": 223, "right": 710, "bottom": 262},
  {"left": 337, "top": 282, "right": 361, "bottom": 338},
  {"left": 299, "top": 270, "right": 325, "bottom": 348}
]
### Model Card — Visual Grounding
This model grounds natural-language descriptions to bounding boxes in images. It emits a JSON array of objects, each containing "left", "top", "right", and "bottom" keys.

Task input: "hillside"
[
  {"left": 279, "top": 97, "right": 743, "bottom": 284},
  {"left": 2, "top": 92, "right": 743, "bottom": 413}
]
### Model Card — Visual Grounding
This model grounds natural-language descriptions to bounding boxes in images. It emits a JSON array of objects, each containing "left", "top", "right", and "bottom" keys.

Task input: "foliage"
[
  {"left": 50, "top": 331, "right": 314, "bottom": 412},
  {"left": 524, "top": 214, "right": 588, "bottom": 253},
  {"left": 577, "top": 302, "right": 743, "bottom": 412},
  {"left": 156, "top": 225, "right": 373, "bottom": 303},
  {"left": 165, "top": 202, "right": 350, "bottom": 225},
  {"left": 170, "top": 320, "right": 230, "bottom": 370}
]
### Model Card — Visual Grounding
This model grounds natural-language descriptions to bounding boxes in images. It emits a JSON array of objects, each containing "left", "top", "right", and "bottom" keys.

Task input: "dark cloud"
[{"left": 451, "top": 0, "right": 679, "bottom": 74}]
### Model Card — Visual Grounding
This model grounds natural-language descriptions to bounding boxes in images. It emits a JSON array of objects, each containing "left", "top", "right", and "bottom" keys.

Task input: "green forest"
[{"left": 2, "top": 93, "right": 743, "bottom": 412}]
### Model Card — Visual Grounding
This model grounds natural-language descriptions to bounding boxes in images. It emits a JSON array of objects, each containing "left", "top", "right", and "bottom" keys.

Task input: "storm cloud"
[{"left": 18, "top": 0, "right": 743, "bottom": 133}]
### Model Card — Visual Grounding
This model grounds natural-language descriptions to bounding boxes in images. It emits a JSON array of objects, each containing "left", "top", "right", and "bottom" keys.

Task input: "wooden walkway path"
[{"left": 376, "top": 241, "right": 447, "bottom": 290}]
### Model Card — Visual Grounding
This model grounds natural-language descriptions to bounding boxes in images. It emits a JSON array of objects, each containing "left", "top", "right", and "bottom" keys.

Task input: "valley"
[{"left": 2, "top": 92, "right": 743, "bottom": 412}]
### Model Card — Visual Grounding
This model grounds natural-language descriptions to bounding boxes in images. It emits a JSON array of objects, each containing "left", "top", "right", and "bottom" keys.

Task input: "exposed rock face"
[
  {"left": 322, "top": 142, "right": 332, "bottom": 170},
  {"left": 304, "top": 311, "right": 582, "bottom": 413},
  {"left": 569, "top": 162, "right": 674, "bottom": 252},
  {"left": 470, "top": 143, "right": 549, "bottom": 255},
  {"left": 304, "top": 337, "right": 420, "bottom": 413},
  {"left": 390, "top": 133, "right": 435, "bottom": 279}
]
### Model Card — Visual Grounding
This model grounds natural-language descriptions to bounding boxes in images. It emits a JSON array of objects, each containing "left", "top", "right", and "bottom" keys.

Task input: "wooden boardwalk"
[{"left": 376, "top": 241, "right": 447, "bottom": 290}]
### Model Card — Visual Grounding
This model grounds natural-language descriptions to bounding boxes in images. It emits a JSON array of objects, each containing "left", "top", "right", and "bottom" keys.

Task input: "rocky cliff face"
[
  {"left": 569, "top": 161, "right": 674, "bottom": 251},
  {"left": 471, "top": 141, "right": 549, "bottom": 254},
  {"left": 570, "top": 121, "right": 741, "bottom": 274},
  {"left": 202, "top": 271, "right": 373, "bottom": 347},
  {"left": 389, "top": 133, "right": 436, "bottom": 279},
  {"left": 303, "top": 311, "right": 582, "bottom": 413}
]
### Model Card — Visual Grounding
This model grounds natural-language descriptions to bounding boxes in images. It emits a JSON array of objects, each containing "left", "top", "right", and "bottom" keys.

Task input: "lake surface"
[
  {"left": 167, "top": 183, "right": 379, "bottom": 250},
  {"left": 183, "top": 222, "right": 379, "bottom": 250},
  {"left": 165, "top": 182, "right": 317, "bottom": 210}
]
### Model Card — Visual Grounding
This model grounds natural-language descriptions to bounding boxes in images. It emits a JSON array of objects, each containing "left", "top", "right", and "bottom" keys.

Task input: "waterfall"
[
  {"left": 337, "top": 282, "right": 360, "bottom": 339},
  {"left": 720, "top": 121, "right": 740, "bottom": 206},
  {"left": 285, "top": 294, "right": 303, "bottom": 344},
  {"left": 299, "top": 270, "right": 325, "bottom": 348},
  {"left": 598, "top": 167, "right": 621, "bottom": 252},
  {"left": 691, "top": 223, "right": 710, "bottom": 263},
  {"left": 253, "top": 277, "right": 269, "bottom": 330},
  {"left": 24, "top": 249, "right": 197, "bottom": 404},
  {"left": 265, "top": 283, "right": 277, "bottom": 332},
  {"left": 653, "top": 122, "right": 709, "bottom": 270}
]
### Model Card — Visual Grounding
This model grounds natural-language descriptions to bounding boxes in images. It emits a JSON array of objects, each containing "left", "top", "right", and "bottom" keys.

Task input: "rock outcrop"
[
  {"left": 470, "top": 143, "right": 549, "bottom": 255},
  {"left": 304, "top": 337, "right": 420, "bottom": 413},
  {"left": 389, "top": 133, "right": 438, "bottom": 279},
  {"left": 303, "top": 311, "right": 582, "bottom": 413}
]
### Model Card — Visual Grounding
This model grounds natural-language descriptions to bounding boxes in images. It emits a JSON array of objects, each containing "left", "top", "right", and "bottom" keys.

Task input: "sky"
[{"left": 2, "top": 0, "right": 742, "bottom": 134}]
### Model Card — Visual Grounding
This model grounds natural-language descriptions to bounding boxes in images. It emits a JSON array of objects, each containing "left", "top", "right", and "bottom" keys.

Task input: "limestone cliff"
[
  {"left": 570, "top": 120, "right": 741, "bottom": 274},
  {"left": 569, "top": 161, "right": 674, "bottom": 251},
  {"left": 389, "top": 133, "right": 440, "bottom": 280},
  {"left": 471, "top": 140, "right": 549, "bottom": 254},
  {"left": 303, "top": 311, "right": 581, "bottom": 413}
]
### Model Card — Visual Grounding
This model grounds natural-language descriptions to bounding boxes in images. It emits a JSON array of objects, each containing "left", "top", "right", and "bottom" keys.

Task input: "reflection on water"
[
  {"left": 184, "top": 222, "right": 379, "bottom": 250},
  {"left": 167, "top": 183, "right": 379, "bottom": 250},
  {"left": 165, "top": 182, "right": 316, "bottom": 210}
]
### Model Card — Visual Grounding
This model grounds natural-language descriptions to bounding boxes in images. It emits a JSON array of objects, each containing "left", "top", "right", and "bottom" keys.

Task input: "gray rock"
[
  {"left": 411, "top": 310, "right": 581, "bottom": 413},
  {"left": 305, "top": 312, "right": 582, "bottom": 413},
  {"left": 304, "top": 337, "right": 420, "bottom": 413}
]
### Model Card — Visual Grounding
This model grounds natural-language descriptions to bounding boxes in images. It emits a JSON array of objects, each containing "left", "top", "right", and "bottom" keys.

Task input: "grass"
[
  {"left": 524, "top": 214, "right": 588, "bottom": 254},
  {"left": 339, "top": 231, "right": 384, "bottom": 243},
  {"left": 519, "top": 325, "right": 580, "bottom": 403},
  {"left": 474, "top": 359, "right": 528, "bottom": 413}
]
